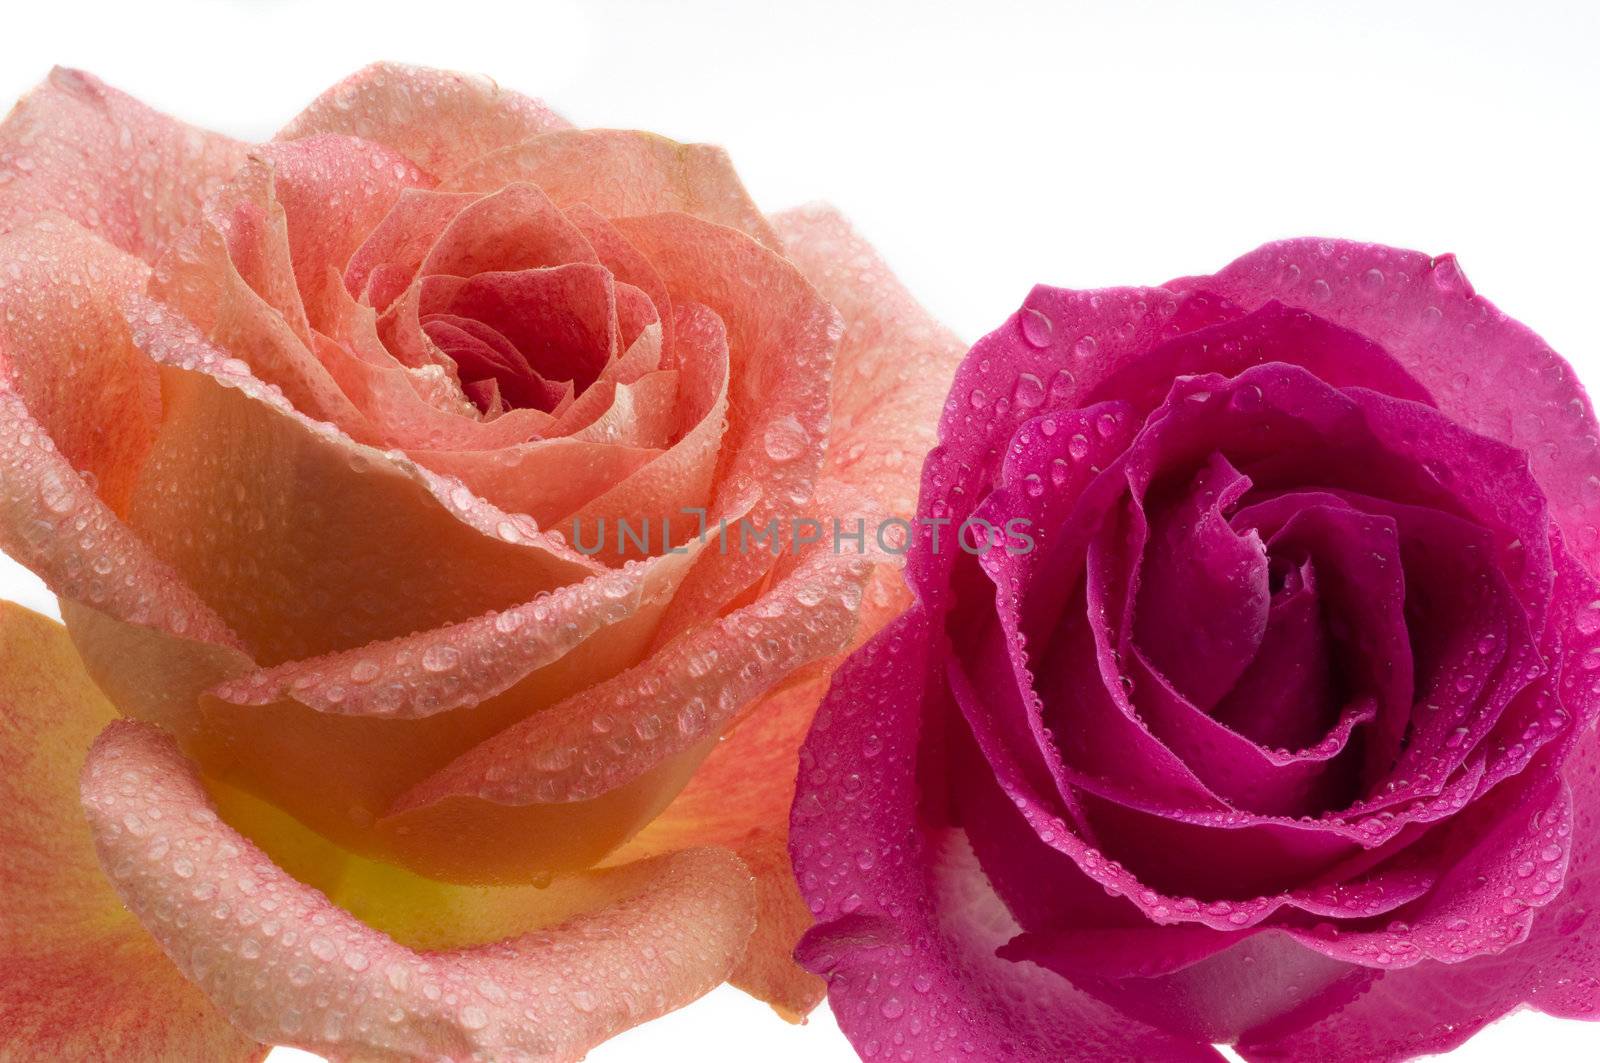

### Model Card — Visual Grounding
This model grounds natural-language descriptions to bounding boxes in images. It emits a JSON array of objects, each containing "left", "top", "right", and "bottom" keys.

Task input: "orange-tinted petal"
[
  {"left": 611, "top": 676, "right": 834, "bottom": 1019},
  {"left": 378, "top": 184, "right": 601, "bottom": 370},
  {"left": 0, "top": 216, "right": 157, "bottom": 511},
  {"left": 0, "top": 603, "right": 261, "bottom": 1061},
  {"left": 344, "top": 188, "right": 478, "bottom": 313},
  {"left": 0, "top": 386, "right": 238, "bottom": 651},
  {"left": 393, "top": 543, "right": 873, "bottom": 811},
  {"left": 567, "top": 369, "right": 682, "bottom": 449},
  {"left": 151, "top": 157, "right": 377, "bottom": 441},
  {"left": 278, "top": 63, "right": 570, "bottom": 178},
  {"left": 616, "top": 674, "right": 828, "bottom": 858},
  {"left": 174, "top": 546, "right": 703, "bottom": 876},
  {"left": 0, "top": 67, "right": 247, "bottom": 261},
  {"left": 120, "top": 298, "right": 595, "bottom": 665},
  {"left": 212, "top": 556, "right": 682, "bottom": 721},
  {"left": 562, "top": 204, "right": 676, "bottom": 355},
  {"left": 773, "top": 204, "right": 965, "bottom": 517},
  {"left": 314, "top": 278, "right": 561, "bottom": 450},
  {"left": 726, "top": 828, "right": 828, "bottom": 1021},
  {"left": 612, "top": 213, "right": 840, "bottom": 630},
  {"left": 444, "top": 130, "right": 780, "bottom": 251},
  {"left": 255, "top": 135, "right": 435, "bottom": 322},
  {"left": 81, "top": 720, "right": 756, "bottom": 1061},
  {"left": 564, "top": 303, "right": 731, "bottom": 559}
]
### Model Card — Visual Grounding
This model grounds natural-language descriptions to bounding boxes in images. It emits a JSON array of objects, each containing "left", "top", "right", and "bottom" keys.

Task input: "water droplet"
[
  {"left": 762, "top": 415, "right": 809, "bottom": 462},
  {"left": 1019, "top": 307, "right": 1053, "bottom": 348}
]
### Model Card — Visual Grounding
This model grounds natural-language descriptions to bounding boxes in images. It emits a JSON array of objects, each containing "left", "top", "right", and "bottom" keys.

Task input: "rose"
[
  {"left": 0, "top": 65, "right": 961, "bottom": 1060},
  {"left": 792, "top": 239, "right": 1600, "bottom": 1061}
]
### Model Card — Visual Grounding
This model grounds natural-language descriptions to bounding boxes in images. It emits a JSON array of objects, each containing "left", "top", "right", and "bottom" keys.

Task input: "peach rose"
[{"left": 0, "top": 65, "right": 960, "bottom": 1060}]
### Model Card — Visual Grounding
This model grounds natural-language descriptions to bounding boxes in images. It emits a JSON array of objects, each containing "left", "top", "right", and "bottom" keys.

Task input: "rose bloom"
[
  {"left": 0, "top": 65, "right": 961, "bottom": 1059},
  {"left": 792, "top": 240, "right": 1600, "bottom": 1061}
]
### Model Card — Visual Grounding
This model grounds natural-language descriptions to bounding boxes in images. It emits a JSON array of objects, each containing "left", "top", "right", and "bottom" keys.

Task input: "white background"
[{"left": 2, "top": 0, "right": 1597, "bottom": 1059}]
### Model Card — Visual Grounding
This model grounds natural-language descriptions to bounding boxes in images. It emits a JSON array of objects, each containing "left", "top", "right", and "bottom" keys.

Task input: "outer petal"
[
  {"left": 81, "top": 720, "right": 756, "bottom": 1063},
  {"left": 0, "top": 216, "right": 157, "bottom": 510},
  {"left": 120, "top": 297, "right": 595, "bottom": 665},
  {"left": 278, "top": 63, "right": 570, "bottom": 177},
  {"left": 793, "top": 608, "right": 1221, "bottom": 1061},
  {"left": 0, "top": 603, "right": 261, "bottom": 1061},
  {"left": 188, "top": 546, "right": 702, "bottom": 878},
  {"left": 1173, "top": 239, "right": 1600, "bottom": 574},
  {"left": 0, "top": 384, "right": 240, "bottom": 652},
  {"left": 724, "top": 826, "right": 829, "bottom": 1021},
  {"left": 444, "top": 130, "right": 781, "bottom": 251},
  {"left": 772, "top": 204, "right": 966, "bottom": 518},
  {"left": 395, "top": 542, "right": 874, "bottom": 812},
  {"left": 0, "top": 68, "right": 247, "bottom": 261},
  {"left": 612, "top": 675, "right": 834, "bottom": 1018}
]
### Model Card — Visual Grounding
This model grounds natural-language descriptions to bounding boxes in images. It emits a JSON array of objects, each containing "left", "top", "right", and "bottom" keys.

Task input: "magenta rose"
[{"left": 791, "top": 239, "right": 1600, "bottom": 1061}]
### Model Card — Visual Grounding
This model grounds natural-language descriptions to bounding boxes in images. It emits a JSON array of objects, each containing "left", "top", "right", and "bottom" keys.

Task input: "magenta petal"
[
  {"left": 1241, "top": 605, "right": 1600, "bottom": 1057},
  {"left": 1008, "top": 929, "right": 1368, "bottom": 1046},
  {"left": 1175, "top": 240, "right": 1600, "bottom": 576},
  {"left": 792, "top": 609, "right": 1222, "bottom": 1062},
  {"left": 1134, "top": 452, "right": 1270, "bottom": 709},
  {"left": 1093, "top": 299, "right": 1434, "bottom": 410},
  {"left": 1260, "top": 503, "right": 1413, "bottom": 783},
  {"left": 1210, "top": 560, "right": 1342, "bottom": 751},
  {"left": 911, "top": 286, "right": 1234, "bottom": 605}
]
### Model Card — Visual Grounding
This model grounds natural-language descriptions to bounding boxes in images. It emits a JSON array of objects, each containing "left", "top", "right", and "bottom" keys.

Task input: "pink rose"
[
  {"left": 793, "top": 240, "right": 1600, "bottom": 1061},
  {"left": 0, "top": 65, "right": 959, "bottom": 1059}
]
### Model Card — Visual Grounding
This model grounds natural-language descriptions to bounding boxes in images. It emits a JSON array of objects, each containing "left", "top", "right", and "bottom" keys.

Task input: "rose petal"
[
  {"left": 278, "top": 63, "right": 570, "bottom": 177},
  {"left": 422, "top": 262, "right": 618, "bottom": 393},
  {"left": 772, "top": 204, "right": 966, "bottom": 518},
  {"left": 1211, "top": 558, "right": 1341, "bottom": 749},
  {"left": 444, "top": 129, "right": 780, "bottom": 251},
  {"left": 378, "top": 183, "right": 601, "bottom": 370},
  {"left": 610, "top": 675, "right": 834, "bottom": 1018},
  {"left": 910, "top": 284, "right": 1224, "bottom": 605},
  {"left": 0, "top": 604, "right": 261, "bottom": 1061},
  {"left": 0, "top": 384, "right": 238, "bottom": 650},
  {"left": 0, "top": 217, "right": 157, "bottom": 509},
  {"left": 392, "top": 542, "right": 875, "bottom": 811},
  {"left": 1007, "top": 927, "right": 1368, "bottom": 1047},
  {"left": 1236, "top": 565, "right": 1600, "bottom": 1058},
  {"left": 723, "top": 827, "right": 829, "bottom": 1020},
  {"left": 563, "top": 303, "right": 731, "bottom": 559},
  {"left": 313, "top": 278, "right": 561, "bottom": 450},
  {"left": 793, "top": 609, "right": 1222, "bottom": 1061},
  {"left": 1086, "top": 298, "right": 1435, "bottom": 414},
  {"left": 1173, "top": 239, "right": 1600, "bottom": 576},
  {"left": 1238, "top": 502, "right": 1414, "bottom": 779},
  {"left": 344, "top": 188, "right": 478, "bottom": 312},
  {"left": 1133, "top": 451, "right": 1269, "bottom": 708},
  {"left": 0, "top": 68, "right": 247, "bottom": 261},
  {"left": 150, "top": 157, "right": 377, "bottom": 440},
  {"left": 119, "top": 297, "right": 595, "bottom": 665},
  {"left": 562, "top": 204, "right": 676, "bottom": 355},
  {"left": 407, "top": 324, "right": 677, "bottom": 530},
  {"left": 176, "top": 553, "right": 705, "bottom": 882},
  {"left": 80, "top": 719, "right": 756, "bottom": 1061},
  {"left": 1284, "top": 764, "right": 1570, "bottom": 968},
  {"left": 254, "top": 135, "right": 435, "bottom": 322},
  {"left": 612, "top": 213, "right": 839, "bottom": 629}
]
